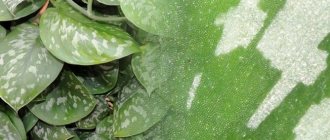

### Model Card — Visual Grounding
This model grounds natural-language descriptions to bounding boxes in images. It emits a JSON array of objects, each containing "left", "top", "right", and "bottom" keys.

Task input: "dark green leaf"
[
  {"left": 113, "top": 78, "right": 169, "bottom": 137},
  {"left": 22, "top": 111, "right": 38, "bottom": 132},
  {"left": 97, "top": 0, "right": 119, "bottom": 5},
  {"left": 0, "top": 24, "right": 64, "bottom": 111},
  {"left": 0, "top": 25, "right": 6, "bottom": 40},
  {"left": 76, "top": 95, "right": 110, "bottom": 129},
  {"left": 28, "top": 70, "right": 96, "bottom": 125},
  {"left": 0, "top": 111, "right": 23, "bottom": 140},
  {"left": 73, "top": 62, "right": 119, "bottom": 94}
]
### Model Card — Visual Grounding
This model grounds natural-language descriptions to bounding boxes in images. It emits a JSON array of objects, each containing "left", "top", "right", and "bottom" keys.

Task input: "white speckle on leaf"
[
  {"left": 28, "top": 66, "right": 38, "bottom": 75},
  {"left": 214, "top": 0, "right": 266, "bottom": 56},
  {"left": 186, "top": 73, "right": 203, "bottom": 110},
  {"left": 247, "top": 0, "right": 329, "bottom": 129},
  {"left": 294, "top": 98, "right": 330, "bottom": 139}
]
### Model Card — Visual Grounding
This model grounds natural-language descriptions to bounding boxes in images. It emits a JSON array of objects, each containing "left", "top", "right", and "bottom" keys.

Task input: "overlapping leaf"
[
  {"left": 119, "top": 0, "right": 183, "bottom": 36},
  {"left": 76, "top": 95, "right": 110, "bottom": 129},
  {"left": 0, "top": 111, "right": 23, "bottom": 140},
  {"left": 28, "top": 70, "right": 96, "bottom": 125},
  {"left": 97, "top": 0, "right": 119, "bottom": 5},
  {"left": 113, "top": 78, "right": 169, "bottom": 137},
  {"left": 39, "top": 1, "right": 140, "bottom": 65},
  {"left": 22, "top": 112, "right": 38, "bottom": 132},
  {"left": 0, "top": 24, "right": 64, "bottom": 111},
  {"left": 30, "top": 121, "right": 73, "bottom": 140},
  {"left": 73, "top": 62, "right": 119, "bottom": 94},
  {"left": 0, "top": 0, "right": 47, "bottom": 21}
]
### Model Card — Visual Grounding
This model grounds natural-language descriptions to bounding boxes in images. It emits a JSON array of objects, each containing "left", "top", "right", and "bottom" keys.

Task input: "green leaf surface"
[
  {"left": 113, "top": 78, "right": 169, "bottom": 137},
  {"left": 4, "top": 108, "right": 27, "bottom": 140},
  {"left": 30, "top": 121, "right": 73, "bottom": 140},
  {"left": 0, "top": 111, "right": 23, "bottom": 140},
  {"left": 28, "top": 70, "right": 97, "bottom": 125},
  {"left": 0, "top": 25, "right": 6, "bottom": 40},
  {"left": 97, "top": 0, "right": 119, "bottom": 5},
  {"left": 22, "top": 111, "right": 38, "bottom": 132},
  {"left": 132, "top": 44, "right": 168, "bottom": 95},
  {"left": 73, "top": 62, "right": 119, "bottom": 94},
  {"left": 123, "top": 0, "right": 330, "bottom": 139},
  {"left": 76, "top": 95, "right": 110, "bottom": 129},
  {"left": 0, "top": 0, "right": 46, "bottom": 21},
  {"left": 119, "top": 0, "right": 182, "bottom": 36},
  {"left": 0, "top": 24, "right": 64, "bottom": 111},
  {"left": 82, "top": 115, "right": 114, "bottom": 140},
  {"left": 39, "top": 1, "right": 140, "bottom": 65}
]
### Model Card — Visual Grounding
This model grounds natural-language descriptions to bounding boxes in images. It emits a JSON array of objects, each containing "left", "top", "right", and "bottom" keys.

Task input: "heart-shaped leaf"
[
  {"left": 72, "top": 62, "right": 119, "bottom": 94},
  {"left": 39, "top": 1, "right": 140, "bottom": 65},
  {"left": 28, "top": 70, "right": 96, "bottom": 125},
  {"left": 30, "top": 121, "right": 73, "bottom": 140},
  {"left": 113, "top": 78, "right": 169, "bottom": 137},
  {"left": 0, "top": 0, "right": 47, "bottom": 21},
  {"left": 0, "top": 24, "right": 64, "bottom": 111},
  {"left": 81, "top": 115, "right": 115, "bottom": 140},
  {"left": 0, "top": 111, "right": 23, "bottom": 140},
  {"left": 76, "top": 95, "right": 110, "bottom": 129},
  {"left": 22, "top": 111, "right": 38, "bottom": 132}
]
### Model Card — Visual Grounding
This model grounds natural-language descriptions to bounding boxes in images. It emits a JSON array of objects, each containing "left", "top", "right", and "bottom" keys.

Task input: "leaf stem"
[{"left": 66, "top": 0, "right": 126, "bottom": 22}]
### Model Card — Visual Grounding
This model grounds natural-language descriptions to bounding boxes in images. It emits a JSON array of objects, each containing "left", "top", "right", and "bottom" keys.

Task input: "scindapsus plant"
[{"left": 0, "top": 0, "right": 329, "bottom": 139}]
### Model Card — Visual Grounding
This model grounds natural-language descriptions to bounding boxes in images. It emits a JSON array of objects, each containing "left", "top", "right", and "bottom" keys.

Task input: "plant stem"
[{"left": 66, "top": 0, "right": 126, "bottom": 22}]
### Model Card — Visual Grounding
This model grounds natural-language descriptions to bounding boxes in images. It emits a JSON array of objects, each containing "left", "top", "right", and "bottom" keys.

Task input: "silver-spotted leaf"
[
  {"left": 113, "top": 78, "right": 169, "bottom": 137},
  {"left": 0, "top": 24, "right": 64, "bottom": 111},
  {"left": 22, "top": 112, "right": 38, "bottom": 132},
  {"left": 0, "top": 111, "right": 23, "bottom": 140},
  {"left": 4, "top": 108, "right": 27, "bottom": 140},
  {"left": 28, "top": 70, "right": 96, "bottom": 125},
  {"left": 119, "top": 0, "right": 182, "bottom": 36},
  {"left": 82, "top": 116, "right": 114, "bottom": 140},
  {"left": 30, "top": 121, "right": 73, "bottom": 140},
  {"left": 0, "top": 25, "right": 6, "bottom": 40},
  {"left": 76, "top": 95, "right": 110, "bottom": 129},
  {"left": 132, "top": 44, "right": 168, "bottom": 95},
  {"left": 73, "top": 62, "right": 119, "bottom": 94},
  {"left": 39, "top": 1, "right": 140, "bottom": 65},
  {"left": 0, "top": 0, "right": 46, "bottom": 21}
]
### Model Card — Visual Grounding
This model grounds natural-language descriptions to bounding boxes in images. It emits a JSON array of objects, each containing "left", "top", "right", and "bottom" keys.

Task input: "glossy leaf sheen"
[
  {"left": 73, "top": 62, "right": 119, "bottom": 94},
  {"left": 39, "top": 1, "right": 140, "bottom": 65},
  {"left": 0, "top": 0, "right": 46, "bottom": 21},
  {"left": 0, "top": 111, "right": 22, "bottom": 140},
  {"left": 0, "top": 25, "right": 5, "bottom": 40},
  {"left": 113, "top": 79, "right": 169, "bottom": 137},
  {"left": 22, "top": 112, "right": 38, "bottom": 132},
  {"left": 76, "top": 95, "right": 110, "bottom": 129},
  {"left": 30, "top": 121, "right": 73, "bottom": 140},
  {"left": 4, "top": 108, "right": 27, "bottom": 140},
  {"left": 28, "top": 71, "right": 96, "bottom": 125},
  {"left": 97, "top": 0, "right": 119, "bottom": 5},
  {"left": 0, "top": 24, "right": 64, "bottom": 111}
]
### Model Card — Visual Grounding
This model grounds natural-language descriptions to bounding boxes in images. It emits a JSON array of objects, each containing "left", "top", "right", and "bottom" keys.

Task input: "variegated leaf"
[
  {"left": 0, "top": 0, "right": 46, "bottom": 21},
  {"left": 76, "top": 95, "right": 110, "bottom": 129},
  {"left": 28, "top": 70, "right": 96, "bottom": 125},
  {"left": 30, "top": 121, "right": 73, "bottom": 140},
  {"left": 39, "top": 1, "right": 140, "bottom": 65},
  {"left": 113, "top": 78, "right": 169, "bottom": 137},
  {"left": 73, "top": 62, "right": 119, "bottom": 94},
  {"left": 0, "top": 24, "right": 64, "bottom": 111},
  {"left": 0, "top": 110, "right": 23, "bottom": 140}
]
